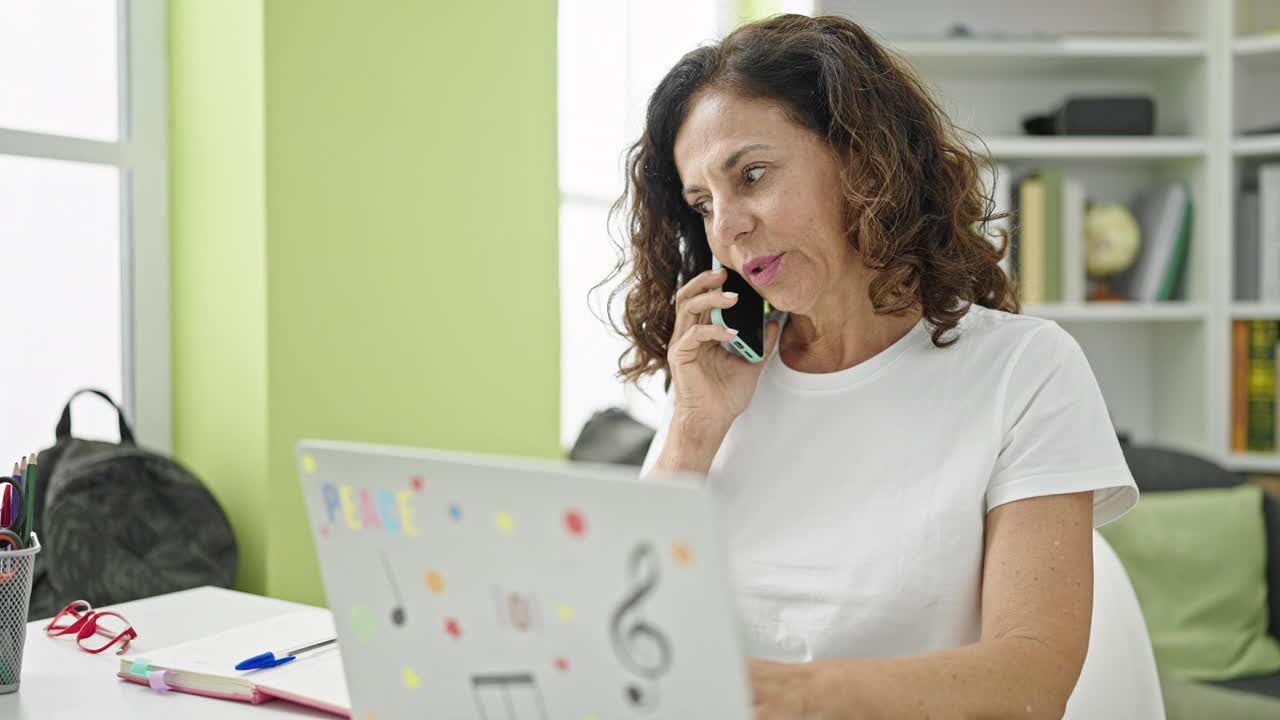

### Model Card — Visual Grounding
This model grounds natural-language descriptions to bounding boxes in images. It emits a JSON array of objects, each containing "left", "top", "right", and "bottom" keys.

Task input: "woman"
[{"left": 609, "top": 14, "right": 1143, "bottom": 719}]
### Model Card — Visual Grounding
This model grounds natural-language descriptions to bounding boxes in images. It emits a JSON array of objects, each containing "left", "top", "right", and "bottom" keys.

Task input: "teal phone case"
[{"left": 709, "top": 257, "right": 767, "bottom": 363}]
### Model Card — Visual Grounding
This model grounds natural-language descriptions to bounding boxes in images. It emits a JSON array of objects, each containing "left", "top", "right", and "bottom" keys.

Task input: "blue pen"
[{"left": 235, "top": 636, "right": 338, "bottom": 670}]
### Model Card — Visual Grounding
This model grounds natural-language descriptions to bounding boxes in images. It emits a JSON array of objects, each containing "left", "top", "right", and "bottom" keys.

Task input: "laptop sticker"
[
  {"left": 563, "top": 509, "right": 587, "bottom": 537},
  {"left": 495, "top": 511, "right": 516, "bottom": 534},
  {"left": 492, "top": 585, "right": 542, "bottom": 632},
  {"left": 672, "top": 542, "right": 695, "bottom": 566},
  {"left": 349, "top": 602, "right": 378, "bottom": 642},
  {"left": 425, "top": 570, "right": 445, "bottom": 594},
  {"left": 471, "top": 673, "right": 549, "bottom": 720},
  {"left": 609, "top": 542, "right": 673, "bottom": 710},
  {"left": 379, "top": 550, "right": 408, "bottom": 627}
]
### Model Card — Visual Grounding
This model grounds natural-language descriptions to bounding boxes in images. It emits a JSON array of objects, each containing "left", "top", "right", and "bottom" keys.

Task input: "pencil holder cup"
[{"left": 0, "top": 532, "right": 39, "bottom": 693}]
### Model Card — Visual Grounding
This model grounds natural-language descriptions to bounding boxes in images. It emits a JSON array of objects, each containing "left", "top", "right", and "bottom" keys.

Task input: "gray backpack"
[{"left": 25, "top": 389, "right": 237, "bottom": 620}]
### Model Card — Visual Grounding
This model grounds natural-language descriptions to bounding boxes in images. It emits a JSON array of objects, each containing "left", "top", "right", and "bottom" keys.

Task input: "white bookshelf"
[
  {"left": 979, "top": 137, "right": 1207, "bottom": 160},
  {"left": 1025, "top": 303, "right": 1209, "bottom": 323},
  {"left": 1234, "top": 31, "right": 1280, "bottom": 56},
  {"left": 1234, "top": 134, "right": 1280, "bottom": 156},
  {"left": 817, "top": 0, "right": 1280, "bottom": 470}
]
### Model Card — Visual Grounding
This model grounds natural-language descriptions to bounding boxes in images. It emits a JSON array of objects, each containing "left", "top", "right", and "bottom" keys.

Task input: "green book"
[
  {"left": 1157, "top": 180, "right": 1193, "bottom": 301},
  {"left": 1247, "top": 320, "right": 1278, "bottom": 452},
  {"left": 1040, "top": 169, "right": 1063, "bottom": 303}
]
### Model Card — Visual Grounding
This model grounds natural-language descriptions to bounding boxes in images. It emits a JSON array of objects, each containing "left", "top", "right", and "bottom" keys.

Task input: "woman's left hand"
[{"left": 749, "top": 658, "right": 833, "bottom": 719}]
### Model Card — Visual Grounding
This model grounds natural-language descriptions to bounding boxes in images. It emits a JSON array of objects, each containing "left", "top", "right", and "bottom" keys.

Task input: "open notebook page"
[{"left": 119, "top": 610, "right": 350, "bottom": 714}]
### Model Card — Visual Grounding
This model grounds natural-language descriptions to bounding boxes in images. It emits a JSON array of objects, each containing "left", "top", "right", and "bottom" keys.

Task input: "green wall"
[
  {"left": 169, "top": 0, "right": 268, "bottom": 594},
  {"left": 170, "top": 0, "right": 560, "bottom": 604}
]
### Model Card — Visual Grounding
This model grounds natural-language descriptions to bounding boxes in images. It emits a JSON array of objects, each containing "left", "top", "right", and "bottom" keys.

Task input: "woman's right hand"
[{"left": 666, "top": 267, "right": 780, "bottom": 443}]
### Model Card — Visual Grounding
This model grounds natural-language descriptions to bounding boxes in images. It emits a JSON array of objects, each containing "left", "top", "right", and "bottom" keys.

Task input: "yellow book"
[{"left": 1018, "top": 176, "right": 1045, "bottom": 304}]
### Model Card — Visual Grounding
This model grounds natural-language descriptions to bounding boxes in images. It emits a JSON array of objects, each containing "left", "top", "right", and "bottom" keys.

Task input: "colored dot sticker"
[
  {"left": 410, "top": 476, "right": 424, "bottom": 492},
  {"left": 672, "top": 542, "right": 694, "bottom": 566},
  {"left": 349, "top": 603, "right": 378, "bottom": 642},
  {"left": 555, "top": 657, "right": 569, "bottom": 672},
  {"left": 425, "top": 570, "right": 445, "bottom": 594},
  {"left": 445, "top": 618, "right": 462, "bottom": 639},
  {"left": 302, "top": 454, "right": 317, "bottom": 473},
  {"left": 557, "top": 604, "right": 575, "bottom": 621},
  {"left": 402, "top": 668, "right": 420, "bottom": 689},
  {"left": 448, "top": 503, "right": 463, "bottom": 522},
  {"left": 564, "top": 509, "right": 586, "bottom": 537},
  {"left": 495, "top": 512, "right": 515, "bottom": 534}
]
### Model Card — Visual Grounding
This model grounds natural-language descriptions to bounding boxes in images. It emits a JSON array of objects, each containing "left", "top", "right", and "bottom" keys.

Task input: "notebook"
[{"left": 117, "top": 610, "right": 351, "bottom": 716}]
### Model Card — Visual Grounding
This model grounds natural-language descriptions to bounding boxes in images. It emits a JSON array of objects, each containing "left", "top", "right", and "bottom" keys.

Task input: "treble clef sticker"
[{"left": 609, "top": 542, "right": 673, "bottom": 711}]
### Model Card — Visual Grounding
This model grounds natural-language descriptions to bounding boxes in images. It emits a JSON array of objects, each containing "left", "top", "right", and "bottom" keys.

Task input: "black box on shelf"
[{"left": 1023, "top": 96, "right": 1156, "bottom": 136}]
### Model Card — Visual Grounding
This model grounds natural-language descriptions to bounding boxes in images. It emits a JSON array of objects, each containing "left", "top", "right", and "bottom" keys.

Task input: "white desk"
[{"left": 1, "top": 586, "right": 338, "bottom": 720}]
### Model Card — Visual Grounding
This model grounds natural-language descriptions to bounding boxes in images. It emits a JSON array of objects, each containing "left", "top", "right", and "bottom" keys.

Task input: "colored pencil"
[{"left": 23, "top": 454, "right": 37, "bottom": 546}]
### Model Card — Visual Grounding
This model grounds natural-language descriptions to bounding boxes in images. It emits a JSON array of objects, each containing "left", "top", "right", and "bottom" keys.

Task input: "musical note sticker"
[
  {"left": 449, "top": 503, "right": 463, "bottom": 522},
  {"left": 379, "top": 550, "right": 407, "bottom": 627},
  {"left": 471, "top": 673, "right": 549, "bottom": 720},
  {"left": 410, "top": 475, "right": 424, "bottom": 492},
  {"left": 302, "top": 454, "right": 316, "bottom": 473},
  {"left": 556, "top": 604, "right": 575, "bottom": 622},
  {"left": 445, "top": 618, "right": 463, "bottom": 639},
  {"left": 402, "top": 667, "right": 421, "bottom": 689},
  {"left": 609, "top": 543, "right": 673, "bottom": 710}
]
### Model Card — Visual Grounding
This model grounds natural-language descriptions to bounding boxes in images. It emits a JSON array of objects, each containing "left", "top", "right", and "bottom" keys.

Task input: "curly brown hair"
[{"left": 599, "top": 13, "right": 1018, "bottom": 386}]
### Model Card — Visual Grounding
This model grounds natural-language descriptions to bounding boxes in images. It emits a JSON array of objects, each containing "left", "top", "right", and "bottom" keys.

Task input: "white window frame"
[{"left": 0, "top": 0, "right": 170, "bottom": 451}]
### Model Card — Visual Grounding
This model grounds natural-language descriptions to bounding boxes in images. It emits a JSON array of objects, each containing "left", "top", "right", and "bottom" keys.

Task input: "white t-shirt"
[{"left": 641, "top": 304, "right": 1138, "bottom": 662}]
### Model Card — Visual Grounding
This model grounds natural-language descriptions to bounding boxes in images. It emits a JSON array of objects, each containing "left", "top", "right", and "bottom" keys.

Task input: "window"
[
  {"left": 557, "top": 0, "right": 727, "bottom": 448},
  {"left": 0, "top": 0, "right": 169, "bottom": 460}
]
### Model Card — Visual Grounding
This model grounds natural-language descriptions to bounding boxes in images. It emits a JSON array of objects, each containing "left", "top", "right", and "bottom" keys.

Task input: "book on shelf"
[
  {"left": 1007, "top": 169, "right": 1087, "bottom": 305},
  {"left": 1042, "top": 169, "right": 1063, "bottom": 303},
  {"left": 1114, "top": 179, "right": 1193, "bottom": 302},
  {"left": 1018, "top": 175, "right": 1045, "bottom": 303},
  {"left": 1232, "top": 320, "right": 1250, "bottom": 452},
  {"left": 1261, "top": 164, "right": 1280, "bottom": 302},
  {"left": 1061, "top": 177, "right": 1087, "bottom": 305},
  {"left": 1236, "top": 187, "right": 1261, "bottom": 301},
  {"left": 1233, "top": 319, "right": 1280, "bottom": 453}
]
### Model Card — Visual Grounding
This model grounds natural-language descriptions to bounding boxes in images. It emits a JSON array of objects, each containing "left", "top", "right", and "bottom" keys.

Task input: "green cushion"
[
  {"left": 1160, "top": 673, "right": 1280, "bottom": 720},
  {"left": 1099, "top": 484, "right": 1280, "bottom": 681}
]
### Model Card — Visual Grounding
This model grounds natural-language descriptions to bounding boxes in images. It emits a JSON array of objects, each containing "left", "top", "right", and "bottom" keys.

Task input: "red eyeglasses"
[{"left": 45, "top": 600, "right": 137, "bottom": 655}]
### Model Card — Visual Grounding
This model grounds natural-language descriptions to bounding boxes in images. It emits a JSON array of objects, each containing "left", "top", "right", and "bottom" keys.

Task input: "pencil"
[
  {"left": 11, "top": 462, "right": 21, "bottom": 537},
  {"left": 23, "top": 453, "right": 37, "bottom": 546}
]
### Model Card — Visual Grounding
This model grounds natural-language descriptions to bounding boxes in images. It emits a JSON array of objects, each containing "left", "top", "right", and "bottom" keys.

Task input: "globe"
[{"left": 1085, "top": 203, "right": 1140, "bottom": 278}]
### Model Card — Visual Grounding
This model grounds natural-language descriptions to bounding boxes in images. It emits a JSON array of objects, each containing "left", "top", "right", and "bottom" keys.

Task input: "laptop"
[{"left": 297, "top": 439, "right": 753, "bottom": 719}]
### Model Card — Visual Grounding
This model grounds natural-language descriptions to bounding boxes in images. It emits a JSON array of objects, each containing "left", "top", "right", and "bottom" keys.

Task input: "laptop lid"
[{"left": 297, "top": 439, "right": 752, "bottom": 719}]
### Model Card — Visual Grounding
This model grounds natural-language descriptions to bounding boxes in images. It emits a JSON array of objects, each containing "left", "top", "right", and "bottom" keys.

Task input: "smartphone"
[{"left": 710, "top": 256, "right": 769, "bottom": 363}]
